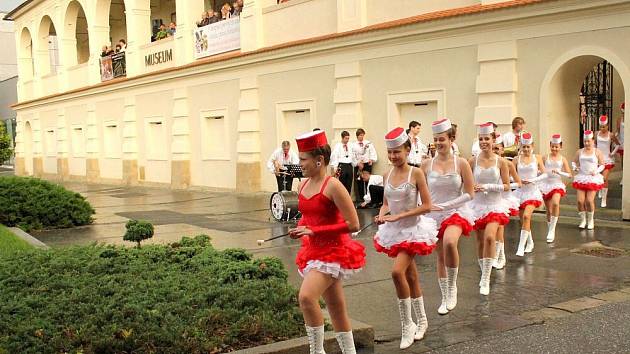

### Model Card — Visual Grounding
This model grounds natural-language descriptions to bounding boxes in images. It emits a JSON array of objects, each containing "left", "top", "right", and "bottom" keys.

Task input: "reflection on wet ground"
[{"left": 30, "top": 181, "right": 630, "bottom": 353}]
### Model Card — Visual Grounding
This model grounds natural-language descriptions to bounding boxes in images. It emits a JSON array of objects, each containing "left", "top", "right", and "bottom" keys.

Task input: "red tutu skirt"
[
  {"left": 604, "top": 164, "right": 615, "bottom": 170},
  {"left": 542, "top": 188, "right": 566, "bottom": 201},
  {"left": 519, "top": 199, "right": 542, "bottom": 210},
  {"left": 373, "top": 238, "right": 436, "bottom": 258},
  {"left": 473, "top": 212, "right": 510, "bottom": 231},
  {"left": 572, "top": 181, "right": 604, "bottom": 191},
  {"left": 437, "top": 214, "right": 473, "bottom": 239},
  {"left": 296, "top": 236, "right": 366, "bottom": 273}
]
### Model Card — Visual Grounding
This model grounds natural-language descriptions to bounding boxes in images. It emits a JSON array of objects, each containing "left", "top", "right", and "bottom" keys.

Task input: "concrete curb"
[
  {"left": 520, "top": 287, "right": 630, "bottom": 323},
  {"left": 8, "top": 227, "right": 49, "bottom": 249},
  {"left": 232, "top": 317, "right": 373, "bottom": 354}
]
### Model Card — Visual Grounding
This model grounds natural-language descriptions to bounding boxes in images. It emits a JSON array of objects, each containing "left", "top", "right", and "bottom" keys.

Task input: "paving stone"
[
  {"left": 619, "top": 287, "right": 630, "bottom": 294},
  {"left": 549, "top": 297, "right": 606, "bottom": 313},
  {"left": 590, "top": 290, "right": 630, "bottom": 303},
  {"left": 520, "top": 307, "right": 570, "bottom": 322}
]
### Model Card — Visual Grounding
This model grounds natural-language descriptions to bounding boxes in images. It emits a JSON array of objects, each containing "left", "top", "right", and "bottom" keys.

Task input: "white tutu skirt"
[
  {"left": 572, "top": 173, "right": 604, "bottom": 191},
  {"left": 513, "top": 185, "right": 543, "bottom": 209},
  {"left": 503, "top": 191, "right": 520, "bottom": 216},
  {"left": 299, "top": 260, "right": 362, "bottom": 279},
  {"left": 467, "top": 196, "right": 511, "bottom": 229},
  {"left": 538, "top": 178, "right": 567, "bottom": 200},
  {"left": 374, "top": 216, "right": 438, "bottom": 257}
]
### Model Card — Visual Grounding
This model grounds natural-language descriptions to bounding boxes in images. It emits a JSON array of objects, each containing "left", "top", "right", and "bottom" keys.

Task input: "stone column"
[
  {"left": 236, "top": 76, "right": 262, "bottom": 192},
  {"left": 87, "top": 25, "right": 110, "bottom": 85},
  {"left": 56, "top": 37, "right": 75, "bottom": 91},
  {"left": 474, "top": 41, "right": 518, "bottom": 132},
  {"left": 122, "top": 96, "right": 139, "bottom": 185},
  {"left": 240, "top": 0, "right": 265, "bottom": 52},
  {"left": 13, "top": 115, "right": 25, "bottom": 176},
  {"left": 125, "top": 0, "right": 151, "bottom": 77},
  {"left": 56, "top": 108, "right": 69, "bottom": 180},
  {"left": 170, "top": 88, "right": 191, "bottom": 189},
  {"left": 31, "top": 115, "right": 44, "bottom": 177},
  {"left": 336, "top": 0, "right": 367, "bottom": 32},
  {"left": 332, "top": 62, "right": 363, "bottom": 142},
  {"left": 174, "top": 0, "right": 205, "bottom": 66},
  {"left": 85, "top": 103, "right": 100, "bottom": 182}
]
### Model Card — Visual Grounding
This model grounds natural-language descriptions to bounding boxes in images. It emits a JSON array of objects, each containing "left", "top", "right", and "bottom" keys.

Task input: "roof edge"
[{"left": 3, "top": 0, "right": 35, "bottom": 21}]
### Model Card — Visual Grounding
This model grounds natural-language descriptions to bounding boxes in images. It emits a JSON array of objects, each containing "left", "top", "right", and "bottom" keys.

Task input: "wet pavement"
[{"left": 22, "top": 180, "right": 630, "bottom": 353}]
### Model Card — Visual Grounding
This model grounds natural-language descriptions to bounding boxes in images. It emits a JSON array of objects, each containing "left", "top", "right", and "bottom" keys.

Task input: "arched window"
[
  {"left": 64, "top": 0, "right": 90, "bottom": 65},
  {"left": 37, "top": 16, "right": 59, "bottom": 75},
  {"left": 18, "top": 27, "right": 34, "bottom": 80},
  {"left": 95, "top": 0, "right": 128, "bottom": 50}
]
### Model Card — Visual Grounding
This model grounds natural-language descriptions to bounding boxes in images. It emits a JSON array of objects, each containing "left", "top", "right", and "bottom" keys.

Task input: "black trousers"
[
  {"left": 368, "top": 185, "right": 384, "bottom": 205},
  {"left": 275, "top": 174, "right": 294, "bottom": 192},
  {"left": 354, "top": 164, "right": 372, "bottom": 201},
  {"left": 338, "top": 163, "right": 353, "bottom": 195}
]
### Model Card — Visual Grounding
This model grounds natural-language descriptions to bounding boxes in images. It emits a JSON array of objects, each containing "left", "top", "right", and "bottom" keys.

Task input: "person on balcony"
[
  {"left": 232, "top": 1, "right": 241, "bottom": 16},
  {"left": 155, "top": 24, "right": 169, "bottom": 40},
  {"left": 168, "top": 22, "right": 177, "bottom": 36},
  {"left": 197, "top": 11, "right": 210, "bottom": 27},
  {"left": 118, "top": 39, "right": 126, "bottom": 52},
  {"left": 221, "top": 3, "right": 232, "bottom": 20}
]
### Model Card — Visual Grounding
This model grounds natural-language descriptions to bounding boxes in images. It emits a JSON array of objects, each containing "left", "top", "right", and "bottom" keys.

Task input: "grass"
[{"left": 0, "top": 224, "right": 33, "bottom": 257}]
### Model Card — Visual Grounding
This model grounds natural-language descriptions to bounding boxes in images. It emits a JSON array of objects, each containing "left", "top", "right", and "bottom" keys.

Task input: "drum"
[{"left": 270, "top": 191, "right": 299, "bottom": 221}]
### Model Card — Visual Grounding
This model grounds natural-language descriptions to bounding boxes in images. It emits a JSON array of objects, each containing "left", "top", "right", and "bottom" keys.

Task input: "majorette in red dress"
[{"left": 293, "top": 130, "right": 366, "bottom": 278}]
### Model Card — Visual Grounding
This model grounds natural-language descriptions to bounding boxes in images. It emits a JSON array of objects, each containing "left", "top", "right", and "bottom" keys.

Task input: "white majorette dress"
[
  {"left": 426, "top": 156, "right": 475, "bottom": 239},
  {"left": 374, "top": 167, "right": 438, "bottom": 257},
  {"left": 468, "top": 155, "right": 511, "bottom": 230},
  {"left": 540, "top": 154, "right": 567, "bottom": 201},
  {"left": 514, "top": 154, "right": 544, "bottom": 209},
  {"left": 572, "top": 150, "right": 604, "bottom": 191},
  {"left": 596, "top": 132, "right": 615, "bottom": 170}
]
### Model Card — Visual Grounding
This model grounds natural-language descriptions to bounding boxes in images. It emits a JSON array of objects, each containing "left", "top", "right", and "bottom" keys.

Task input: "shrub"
[
  {"left": 0, "top": 235, "right": 304, "bottom": 353},
  {"left": 123, "top": 219, "right": 154, "bottom": 248},
  {"left": 0, "top": 176, "right": 95, "bottom": 231},
  {"left": 0, "top": 122, "right": 11, "bottom": 165}
]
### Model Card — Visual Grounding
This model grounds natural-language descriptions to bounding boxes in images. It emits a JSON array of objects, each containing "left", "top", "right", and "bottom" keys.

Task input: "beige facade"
[{"left": 6, "top": 0, "right": 630, "bottom": 217}]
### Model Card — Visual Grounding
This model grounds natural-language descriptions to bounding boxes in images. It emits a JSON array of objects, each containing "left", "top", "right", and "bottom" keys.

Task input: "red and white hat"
[
  {"left": 296, "top": 130, "right": 328, "bottom": 152},
  {"left": 550, "top": 134, "right": 562, "bottom": 144},
  {"left": 521, "top": 132, "right": 533, "bottom": 145},
  {"left": 431, "top": 118, "right": 452, "bottom": 134},
  {"left": 599, "top": 115, "right": 608, "bottom": 126},
  {"left": 494, "top": 133, "right": 503, "bottom": 145},
  {"left": 583, "top": 130, "right": 594, "bottom": 140},
  {"left": 478, "top": 122, "right": 494, "bottom": 135},
  {"left": 385, "top": 127, "right": 409, "bottom": 149}
]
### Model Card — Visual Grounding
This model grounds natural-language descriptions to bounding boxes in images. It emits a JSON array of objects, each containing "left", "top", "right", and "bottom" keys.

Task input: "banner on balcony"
[
  {"left": 194, "top": 17, "right": 240, "bottom": 59},
  {"left": 100, "top": 53, "right": 126, "bottom": 82}
]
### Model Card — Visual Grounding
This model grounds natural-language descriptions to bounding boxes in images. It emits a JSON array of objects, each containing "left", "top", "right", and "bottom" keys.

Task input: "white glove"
[
  {"left": 596, "top": 164, "right": 605, "bottom": 173},
  {"left": 571, "top": 162, "right": 578, "bottom": 172},
  {"left": 510, "top": 182, "right": 520, "bottom": 189},
  {"left": 554, "top": 170, "right": 571, "bottom": 178},
  {"left": 435, "top": 193, "right": 472, "bottom": 211},
  {"left": 611, "top": 145, "right": 620, "bottom": 156},
  {"left": 482, "top": 184, "right": 505, "bottom": 192},
  {"left": 525, "top": 173, "right": 548, "bottom": 183}
]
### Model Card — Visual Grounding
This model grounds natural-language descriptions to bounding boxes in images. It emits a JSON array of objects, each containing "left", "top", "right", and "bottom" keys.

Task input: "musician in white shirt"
[
  {"left": 330, "top": 130, "right": 355, "bottom": 194},
  {"left": 501, "top": 117, "right": 525, "bottom": 158},
  {"left": 358, "top": 170, "right": 384, "bottom": 208},
  {"left": 266, "top": 140, "right": 299, "bottom": 191},
  {"left": 352, "top": 128, "right": 378, "bottom": 201},
  {"left": 407, "top": 120, "right": 429, "bottom": 166}
]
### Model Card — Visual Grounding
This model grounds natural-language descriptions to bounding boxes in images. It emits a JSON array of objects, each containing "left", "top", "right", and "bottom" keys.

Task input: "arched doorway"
[
  {"left": 18, "top": 27, "right": 34, "bottom": 81},
  {"left": 541, "top": 49, "right": 629, "bottom": 217},
  {"left": 95, "top": 0, "right": 128, "bottom": 47},
  {"left": 23, "top": 122, "right": 33, "bottom": 175},
  {"left": 37, "top": 15, "right": 60, "bottom": 76},
  {"left": 63, "top": 0, "right": 90, "bottom": 66}
]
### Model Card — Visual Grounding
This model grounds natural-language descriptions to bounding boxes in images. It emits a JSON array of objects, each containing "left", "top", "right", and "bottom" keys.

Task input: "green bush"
[
  {"left": 0, "top": 176, "right": 95, "bottom": 231},
  {"left": 0, "top": 122, "right": 11, "bottom": 165},
  {"left": 123, "top": 219, "right": 154, "bottom": 248},
  {"left": 0, "top": 235, "right": 304, "bottom": 353}
]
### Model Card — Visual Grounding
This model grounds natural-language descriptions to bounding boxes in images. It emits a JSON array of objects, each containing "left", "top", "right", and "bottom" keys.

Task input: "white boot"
[
  {"left": 496, "top": 242, "right": 506, "bottom": 269},
  {"left": 479, "top": 258, "right": 493, "bottom": 296},
  {"left": 547, "top": 216, "right": 558, "bottom": 243},
  {"left": 598, "top": 189, "right": 602, "bottom": 198},
  {"left": 524, "top": 231, "right": 534, "bottom": 253},
  {"left": 306, "top": 325, "right": 326, "bottom": 354},
  {"left": 492, "top": 242, "right": 500, "bottom": 268},
  {"left": 411, "top": 297, "right": 428, "bottom": 340},
  {"left": 578, "top": 211, "right": 587, "bottom": 229},
  {"left": 516, "top": 230, "right": 528, "bottom": 257},
  {"left": 446, "top": 267, "right": 458, "bottom": 311},
  {"left": 335, "top": 331, "right": 356, "bottom": 354},
  {"left": 437, "top": 278, "right": 448, "bottom": 315},
  {"left": 587, "top": 211, "right": 595, "bottom": 230},
  {"left": 398, "top": 298, "right": 417, "bottom": 349},
  {"left": 601, "top": 188, "right": 608, "bottom": 208},
  {"left": 478, "top": 259, "right": 483, "bottom": 286}
]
